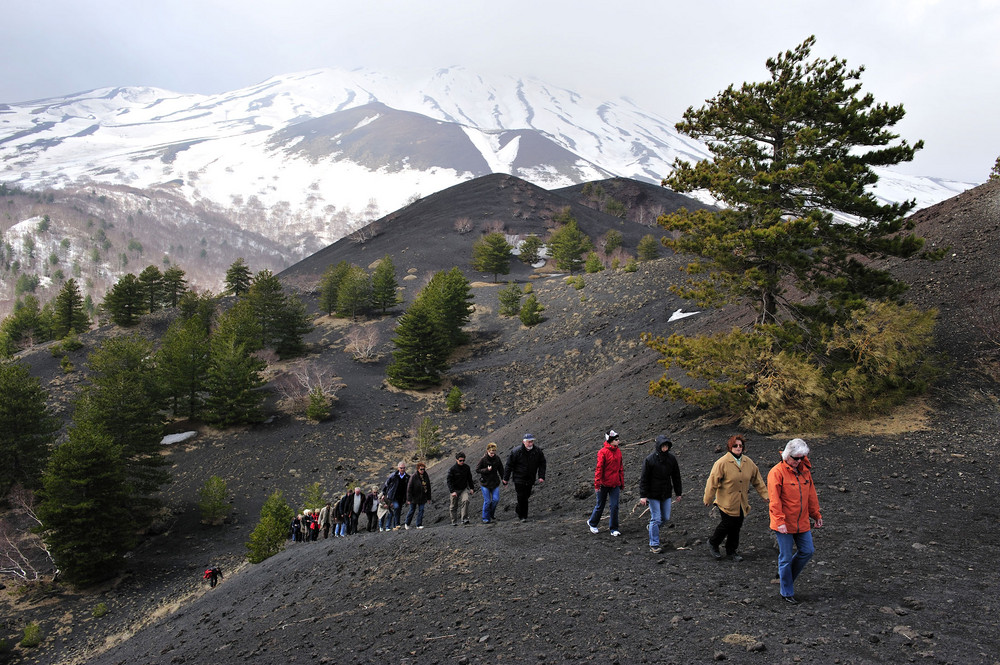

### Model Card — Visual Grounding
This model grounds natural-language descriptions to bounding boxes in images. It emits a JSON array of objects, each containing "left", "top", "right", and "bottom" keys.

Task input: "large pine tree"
[
  {"left": 51, "top": 278, "right": 89, "bottom": 339},
  {"left": 102, "top": 274, "right": 144, "bottom": 327},
  {"left": 547, "top": 219, "right": 592, "bottom": 274},
  {"left": 386, "top": 302, "right": 452, "bottom": 389},
  {"left": 224, "top": 258, "right": 252, "bottom": 297},
  {"left": 370, "top": 255, "right": 400, "bottom": 314},
  {"left": 472, "top": 232, "right": 513, "bottom": 282},
  {"left": 661, "top": 35, "right": 927, "bottom": 326},
  {"left": 157, "top": 315, "right": 210, "bottom": 418},
  {"left": 203, "top": 318, "right": 267, "bottom": 427},
  {"left": 37, "top": 421, "right": 135, "bottom": 587}
]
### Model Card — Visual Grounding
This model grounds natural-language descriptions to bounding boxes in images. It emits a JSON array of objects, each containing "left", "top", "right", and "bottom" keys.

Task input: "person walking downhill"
[
  {"left": 587, "top": 429, "right": 624, "bottom": 537},
  {"left": 476, "top": 443, "right": 504, "bottom": 523},
  {"left": 503, "top": 434, "right": 547, "bottom": 522},
  {"left": 638, "top": 434, "right": 682, "bottom": 554},
  {"left": 768, "top": 438, "right": 823, "bottom": 605},
  {"left": 447, "top": 452, "right": 476, "bottom": 525},
  {"left": 703, "top": 435, "right": 768, "bottom": 562}
]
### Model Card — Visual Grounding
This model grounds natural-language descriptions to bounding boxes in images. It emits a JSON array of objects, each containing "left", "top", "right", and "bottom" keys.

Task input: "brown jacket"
[{"left": 703, "top": 453, "right": 768, "bottom": 517}]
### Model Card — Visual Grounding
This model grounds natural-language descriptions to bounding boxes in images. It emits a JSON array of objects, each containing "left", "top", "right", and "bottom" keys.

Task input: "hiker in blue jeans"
[{"left": 638, "top": 434, "right": 682, "bottom": 554}]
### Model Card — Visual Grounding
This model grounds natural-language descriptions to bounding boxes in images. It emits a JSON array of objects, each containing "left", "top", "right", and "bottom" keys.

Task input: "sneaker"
[
  {"left": 451, "top": 522, "right": 458, "bottom": 527},
  {"left": 730, "top": 553, "right": 744, "bottom": 562},
  {"left": 482, "top": 519, "right": 491, "bottom": 524},
  {"left": 417, "top": 525, "right": 424, "bottom": 529},
  {"left": 588, "top": 522, "right": 599, "bottom": 534},
  {"left": 782, "top": 595, "right": 798, "bottom": 605},
  {"left": 610, "top": 530, "right": 621, "bottom": 537},
  {"left": 650, "top": 546, "right": 662, "bottom": 554},
  {"left": 462, "top": 519, "right": 470, "bottom": 525},
  {"left": 404, "top": 524, "right": 410, "bottom": 530},
  {"left": 710, "top": 543, "right": 723, "bottom": 560}
]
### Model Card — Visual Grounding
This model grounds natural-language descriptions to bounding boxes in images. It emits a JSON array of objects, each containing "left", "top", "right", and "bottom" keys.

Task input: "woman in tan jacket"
[{"left": 703, "top": 435, "right": 768, "bottom": 562}]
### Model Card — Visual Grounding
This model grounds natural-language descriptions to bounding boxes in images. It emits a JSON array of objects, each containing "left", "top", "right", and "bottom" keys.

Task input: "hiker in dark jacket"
[
  {"left": 364, "top": 486, "right": 380, "bottom": 532},
  {"left": 383, "top": 462, "right": 410, "bottom": 529},
  {"left": 339, "top": 487, "right": 365, "bottom": 535},
  {"left": 446, "top": 452, "right": 476, "bottom": 525},
  {"left": 638, "top": 434, "right": 683, "bottom": 553},
  {"left": 405, "top": 462, "right": 432, "bottom": 529},
  {"left": 503, "top": 433, "right": 546, "bottom": 521},
  {"left": 476, "top": 442, "right": 504, "bottom": 523}
]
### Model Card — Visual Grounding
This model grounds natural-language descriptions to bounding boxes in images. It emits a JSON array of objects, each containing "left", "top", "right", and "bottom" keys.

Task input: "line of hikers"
[{"left": 288, "top": 428, "right": 821, "bottom": 604}]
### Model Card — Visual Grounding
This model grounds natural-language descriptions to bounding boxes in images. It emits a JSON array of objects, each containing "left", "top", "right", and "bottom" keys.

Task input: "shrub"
[
  {"left": 306, "top": 386, "right": 331, "bottom": 422},
  {"left": 20, "top": 622, "right": 42, "bottom": 648},
  {"left": 584, "top": 252, "right": 604, "bottom": 273},
  {"left": 60, "top": 355, "right": 74, "bottom": 373},
  {"left": 623, "top": 258, "right": 638, "bottom": 272},
  {"left": 520, "top": 295, "right": 544, "bottom": 326},
  {"left": 446, "top": 386, "right": 463, "bottom": 413},
  {"left": 198, "top": 476, "right": 230, "bottom": 525},
  {"left": 92, "top": 602, "right": 109, "bottom": 618},
  {"left": 415, "top": 416, "right": 442, "bottom": 459},
  {"left": 246, "top": 490, "right": 294, "bottom": 564}
]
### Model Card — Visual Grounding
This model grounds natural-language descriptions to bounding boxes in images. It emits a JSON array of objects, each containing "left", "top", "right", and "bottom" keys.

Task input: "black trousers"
[
  {"left": 709, "top": 508, "right": 745, "bottom": 554},
  {"left": 514, "top": 483, "right": 533, "bottom": 519}
]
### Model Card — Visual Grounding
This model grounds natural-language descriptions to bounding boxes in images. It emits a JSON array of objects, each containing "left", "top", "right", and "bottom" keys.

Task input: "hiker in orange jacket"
[{"left": 767, "top": 438, "right": 823, "bottom": 605}]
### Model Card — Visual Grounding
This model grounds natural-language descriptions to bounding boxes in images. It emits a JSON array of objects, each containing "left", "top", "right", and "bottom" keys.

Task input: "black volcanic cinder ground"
[{"left": 3, "top": 178, "right": 1000, "bottom": 665}]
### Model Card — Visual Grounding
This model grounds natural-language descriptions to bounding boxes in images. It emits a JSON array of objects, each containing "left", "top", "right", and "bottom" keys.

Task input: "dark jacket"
[
  {"left": 383, "top": 471, "right": 410, "bottom": 504},
  {"left": 339, "top": 491, "right": 364, "bottom": 517},
  {"left": 363, "top": 490, "right": 378, "bottom": 514},
  {"left": 638, "top": 441, "right": 682, "bottom": 500},
  {"left": 503, "top": 444, "right": 546, "bottom": 485},
  {"left": 447, "top": 462, "right": 476, "bottom": 493},
  {"left": 407, "top": 471, "right": 432, "bottom": 504},
  {"left": 476, "top": 453, "right": 504, "bottom": 490}
]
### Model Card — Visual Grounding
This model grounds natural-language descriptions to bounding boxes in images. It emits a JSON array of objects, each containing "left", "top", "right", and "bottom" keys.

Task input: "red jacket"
[
  {"left": 768, "top": 456, "right": 821, "bottom": 533},
  {"left": 594, "top": 442, "right": 624, "bottom": 490}
]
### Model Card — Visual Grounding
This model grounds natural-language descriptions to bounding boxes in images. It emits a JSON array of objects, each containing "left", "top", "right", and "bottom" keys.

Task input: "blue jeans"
[
  {"left": 775, "top": 530, "right": 815, "bottom": 597},
  {"left": 405, "top": 502, "right": 425, "bottom": 526},
  {"left": 647, "top": 497, "right": 673, "bottom": 547},
  {"left": 389, "top": 501, "right": 403, "bottom": 529},
  {"left": 588, "top": 486, "right": 620, "bottom": 532},
  {"left": 481, "top": 486, "right": 500, "bottom": 521}
]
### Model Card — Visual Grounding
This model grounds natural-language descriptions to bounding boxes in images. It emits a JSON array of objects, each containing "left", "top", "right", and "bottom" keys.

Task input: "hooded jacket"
[
  {"left": 767, "top": 456, "right": 821, "bottom": 533},
  {"left": 594, "top": 441, "right": 624, "bottom": 490},
  {"left": 703, "top": 452, "right": 768, "bottom": 517},
  {"left": 638, "top": 441, "right": 681, "bottom": 500}
]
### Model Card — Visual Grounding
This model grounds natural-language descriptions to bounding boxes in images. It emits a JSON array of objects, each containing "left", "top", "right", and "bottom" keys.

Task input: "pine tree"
[
  {"left": 336, "top": 265, "right": 372, "bottom": 320},
  {"left": 518, "top": 236, "right": 544, "bottom": 265},
  {"left": 203, "top": 321, "right": 267, "bottom": 427},
  {"left": 370, "top": 255, "right": 400, "bottom": 314},
  {"left": 37, "top": 421, "right": 135, "bottom": 587},
  {"left": 0, "top": 295, "right": 51, "bottom": 355},
  {"left": 519, "top": 294, "right": 545, "bottom": 326},
  {"left": 161, "top": 266, "right": 188, "bottom": 308},
  {"left": 637, "top": 234, "right": 661, "bottom": 262},
  {"left": 498, "top": 281, "right": 523, "bottom": 317},
  {"left": 273, "top": 295, "right": 312, "bottom": 358},
  {"left": 584, "top": 252, "right": 605, "bottom": 273},
  {"left": 386, "top": 302, "right": 451, "bottom": 389},
  {"left": 0, "top": 360, "right": 59, "bottom": 494},
  {"left": 318, "top": 261, "right": 351, "bottom": 315},
  {"left": 73, "top": 334, "right": 168, "bottom": 510},
  {"left": 102, "top": 274, "right": 143, "bottom": 326},
  {"left": 244, "top": 270, "right": 287, "bottom": 350},
  {"left": 548, "top": 219, "right": 592, "bottom": 273},
  {"left": 224, "top": 258, "right": 252, "bottom": 297},
  {"left": 51, "top": 278, "right": 89, "bottom": 339},
  {"left": 662, "top": 35, "right": 927, "bottom": 327},
  {"left": 198, "top": 475, "right": 230, "bottom": 525},
  {"left": 157, "top": 315, "right": 210, "bottom": 418},
  {"left": 472, "top": 232, "right": 513, "bottom": 282},
  {"left": 137, "top": 265, "right": 164, "bottom": 313},
  {"left": 416, "top": 267, "right": 473, "bottom": 347}
]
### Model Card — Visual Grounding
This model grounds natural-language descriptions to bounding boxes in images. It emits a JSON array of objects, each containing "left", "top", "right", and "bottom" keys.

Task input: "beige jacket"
[{"left": 703, "top": 453, "right": 768, "bottom": 517}]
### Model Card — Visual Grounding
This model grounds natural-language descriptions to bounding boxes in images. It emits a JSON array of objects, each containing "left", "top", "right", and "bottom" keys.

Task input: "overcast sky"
[{"left": 2, "top": 0, "right": 996, "bottom": 183}]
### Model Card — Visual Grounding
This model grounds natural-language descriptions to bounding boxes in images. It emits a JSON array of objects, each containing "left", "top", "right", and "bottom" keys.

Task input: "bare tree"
[
  {"left": 454, "top": 217, "right": 473, "bottom": 234},
  {"left": 274, "top": 360, "right": 345, "bottom": 411},
  {"left": 0, "top": 486, "right": 56, "bottom": 583},
  {"left": 481, "top": 219, "right": 505, "bottom": 235},
  {"left": 345, "top": 325, "right": 382, "bottom": 362},
  {"left": 636, "top": 204, "right": 665, "bottom": 228},
  {"left": 349, "top": 221, "right": 383, "bottom": 245}
]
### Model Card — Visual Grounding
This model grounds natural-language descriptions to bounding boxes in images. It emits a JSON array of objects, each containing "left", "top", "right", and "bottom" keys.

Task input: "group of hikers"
[
  {"left": 289, "top": 428, "right": 822, "bottom": 605},
  {"left": 587, "top": 429, "right": 822, "bottom": 605}
]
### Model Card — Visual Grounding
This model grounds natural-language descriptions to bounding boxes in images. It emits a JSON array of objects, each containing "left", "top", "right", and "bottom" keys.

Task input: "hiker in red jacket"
[{"left": 587, "top": 429, "right": 624, "bottom": 537}]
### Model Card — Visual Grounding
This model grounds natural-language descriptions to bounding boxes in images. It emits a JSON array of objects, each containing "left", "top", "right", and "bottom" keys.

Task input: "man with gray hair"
[
  {"left": 768, "top": 438, "right": 823, "bottom": 605},
  {"left": 503, "top": 434, "right": 547, "bottom": 522}
]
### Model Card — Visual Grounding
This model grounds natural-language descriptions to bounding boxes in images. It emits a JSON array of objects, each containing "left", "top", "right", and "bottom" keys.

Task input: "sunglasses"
[{"left": 791, "top": 455, "right": 805, "bottom": 461}]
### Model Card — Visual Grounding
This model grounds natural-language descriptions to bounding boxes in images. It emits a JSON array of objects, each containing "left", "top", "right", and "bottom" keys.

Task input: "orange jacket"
[{"left": 767, "top": 456, "right": 821, "bottom": 533}]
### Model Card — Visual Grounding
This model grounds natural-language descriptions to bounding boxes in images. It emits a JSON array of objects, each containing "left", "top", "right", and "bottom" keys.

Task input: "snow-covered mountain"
[{"left": 0, "top": 67, "right": 976, "bottom": 250}]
